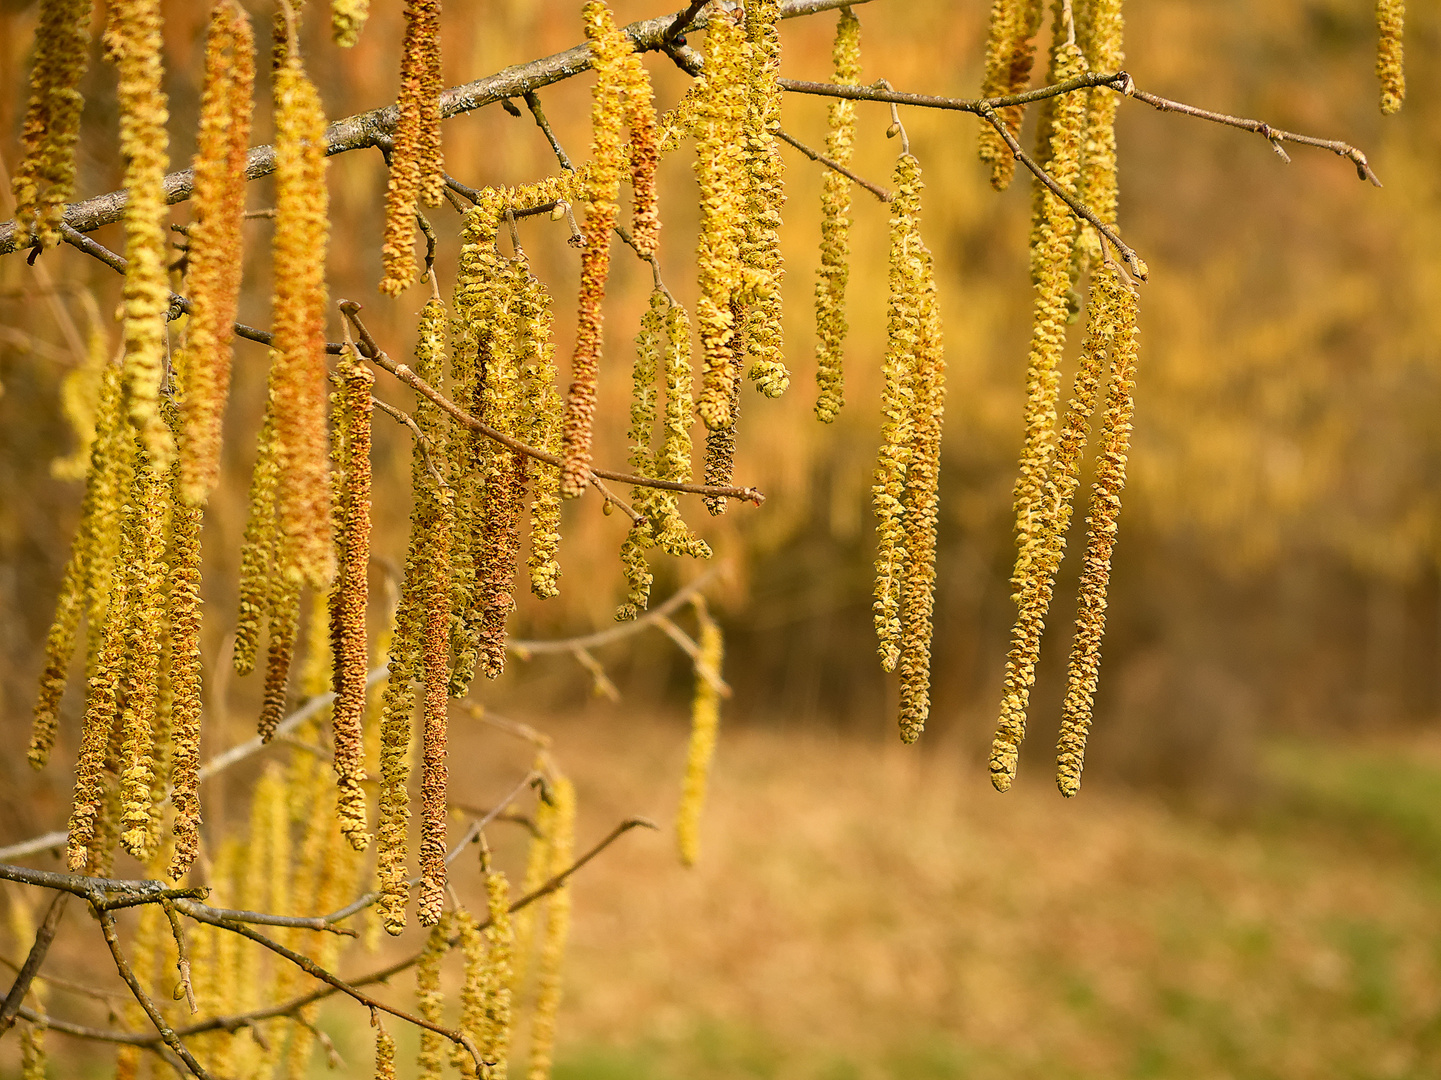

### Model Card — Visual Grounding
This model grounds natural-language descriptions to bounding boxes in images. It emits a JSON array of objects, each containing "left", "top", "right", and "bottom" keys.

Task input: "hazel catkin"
[
  {"left": 527, "top": 775, "right": 575, "bottom": 1080},
  {"left": 676, "top": 604, "right": 724, "bottom": 866},
  {"left": 1377, "top": 0, "right": 1405, "bottom": 114},
  {"left": 814, "top": 8, "right": 860, "bottom": 424},
  {"left": 978, "top": 0, "right": 1044, "bottom": 190}
]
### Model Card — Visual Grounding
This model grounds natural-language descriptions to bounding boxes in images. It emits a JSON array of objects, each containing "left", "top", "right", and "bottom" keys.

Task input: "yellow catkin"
[
  {"left": 520, "top": 265, "right": 565, "bottom": 599},
  {"left": 111, "top": 0, "right": 176, "bottom": 471},
  {"left": 897, "top": 243, "right": 946, "bottom": 744},
  {"left": 1377, "top": 0, "right": 1405, "bottom": 114},
  {"left": 417, "top": 0, "right": 444, "bottom": 208},
  {"left": 977, "top": 0, "right": 1044, "bottom": 190},
  {"left": 118, "top": 445, "right": 171, "bottom": 859},
  {"left": 527, "top": 775, "right": 576, "bottom": 1080},
  {"left": 236, "top": 403, "right": 281, "bottom": 675},
  {"left": 19, "top": 1019, "right": 47, "bottom": 1080},
  {"left": 479, "top": 869, "right": 514, "bottom": 1079},
  {"left": 872, "top": 153, "right": 922, "bottom": 673},
  {"left": 332, "top": 344, "right": 374, "bottom": 850},
  {"left": 677, "top": 605, "right": 724, "bottom": 866},
  {"left": 272, "top": 52, "right": 335, "bottom": 590},
  {"left": 694, "top": 8, "right": 747, "bottom": 431},
  {"left": 10, "top": 0, "right": 91, "bottom": 249},
  {"left": 31, "top": 359, "right": 127, "bottom": 768},
  {"left": 452, "top": 911, "right": 486, "bottom": 1077},
  {"left": 332, "top": 0, "right": 369, "bottom": 48},
  {"left": 1075, "top": 0, "right": 1121, "bottom": 274},
  {"left": 180, "top": 1, "right": 255, "bottom": 506},
  {"left": 990, "top": 41, "right": 1088, "bottom": 793},
  {"left": 373, "top": 1017, "right": 397, "bottom": 1080},
  {"left": 509, "top": 760, "right": 553, "bottom": 997},
  {"left": 560, "top": 2, "right": 632, "bottom": 497},
  {"left": 814, "top": 8, "right": 860, "bottom": 423},
  {"left": 416, "top": 917, "right": 450, "bottom": 1078},
  {"left": 702, "top": 318, "right": 743, "bottom": 518},
  {"left": 380, "top": 0, "right": 442, "bottom": 294},
  {"left": 417, "top": 485, "right": 453, "bottom": 926},
  {"left": 1057, "top": 270, "right": 1138, "bottom": 796},
  {"left": 51, "top": 322, "right": 108, "bottom": 482},
  {"left": 259, "top": 578, "right": 302, "bottom": 740},
  {"left": 167, "top": 444, "right": 205, "bottom": 880},
  {"left": 740, "top": 0, "right": 788, "bottom": 398}
]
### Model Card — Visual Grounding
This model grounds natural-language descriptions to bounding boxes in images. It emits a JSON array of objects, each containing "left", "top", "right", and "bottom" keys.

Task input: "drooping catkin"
[
  {"left": 509, "top": 761, "right": 553, "bottom": 997},
  {"left": 740, "top": 0, "right": 788, "bottom": 398},
  {"left": 1377, "top": 0, "right": 1405, "bottom": 114},
  {"left": 259, "top": 579, "right": 302, "bottom": 741},
  {"left": 272, "top": 52, "right": 335, "bottom": 590},
  {"left": 977, "top": 0, "right": 1044, "bottom": 190},
  {"left": 372, "top": 1016, "right": 397, "bottom": 1080},
  {"left": 452, "top": 911, "right": 486, "bottom": 1077},
  {"left": 1057, "top": 270, "right": 1138, "bottom": 796},
  {"left": 235, "top": 403, "right": 280, "bottom": 675},
  {"left": 10, "top": 0, "right": 91, "bottom": 249},
  {"left": 416, "top": 917, "right": 449, "bottom": 1078},
  {"left": 527, "top": 775, "right": 576, "bottom": 1080},
  {"left": 31, "top": 359, "right": 127, "bottom": 768},
  {"left": 380, "top": 0, "right": 443, "bottom": 293},
  {"left": 479, "top": 869, "right": 515, "bottom": 1080},
  {"left": 1075, "top": 0, "right": 1121, "bottom": 274},
  {"left": 814, "top": 8, "right": 860, "bottom": 423},
  {"left": 167, "top": 449, "right": 205, "bottom": 880},
  {"left": 703, "top": 296, "right": 745, "bottom": 517},
  {"left": 677, "top": 604, "right": 724, "bottom": 866},
  {"left": 118, "top": 446, "right": 171, "bottom": 859},
  {"left": 519, "top": 265, "right": 565, "bottom": 599},
  {"left": 560, "top": 1, "right": 632, "bottom": 497},
  {"left": 331, "top": 0, "right": 369, "bottom": 48},
  {"left": 897, "top": 243, "right": 946, "bottom": 744},
  {"left": 621, "top": 43, "right": 661, "bottom": 256},
  {"left": 180, "top": 1, "right": 255, "bottom": 506},
  {"left": 872, "top": 153, "right": 922, "bottom": 673},
  {"left": 416, "top": 486, "right": 453, "bottom": 927},
  {"left": 19, "top": 1020, "right": 47, "bottom": 1080},
  {"left": 111, "top": 0, "right": 176, "bottom": 471},
  {"left": 990, "top": 41, "right": 1088, "bottom": 792},
  {"left": 694, "top": 8, "right": 747, "bottom": 431},
  {"left": 332, "top": 344, "right": 374, "bottom": 850}
]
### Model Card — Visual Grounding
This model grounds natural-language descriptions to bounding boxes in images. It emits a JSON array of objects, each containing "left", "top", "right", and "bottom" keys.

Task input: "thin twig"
[
  {"left": 160, "top": 902, "right": 198, "bottom": 1014},
  {"left": 524, "top": 91, "right": 576, "bottom": 172},
  {"left": 776, "top": 129, "right": 892, "bottom": 201},
  {"left": 0, "top": 890, "right": 68, "bottom": 1036},
  {"left": 653, "top": 615, "right": 733, "bottom": 697},
  {"left": 340, "top": 301, "right": 765, "bottom": 505}
]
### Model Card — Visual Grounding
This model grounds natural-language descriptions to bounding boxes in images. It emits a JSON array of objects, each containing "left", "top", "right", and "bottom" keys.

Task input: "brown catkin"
[
  {"left": 272, "top": 53, "right": 335, "bottom": 590},
  {"left": 677, "top": 604, "right": 724, "bottom": 866},
  {"left": 740, "top": 0, "right": 788, "bottom": 398},
  {"left": 418, "top": 510, "right": 452, "bottom": 925},
  {"left": 702, "top": 297, "right": 745, "bottom": 517},
  {"left": 527, "top": 775, "right": 576, "bottom": 1080},
  {"left": 31, "top": 359, "right": 127, "bottom": 768},
  {"left": 235, "top": 403, "right": 280, "bottom": 675},
  {"left": 331, "top": 0, "right": 369, "bottom": 48},
  {"left": 1057, "top": 270, "right": 1138, "bottom": 796},
  {"left": 180, "top": 1, "right": 255, "bottom": 506},
  {"left": 978, "top": 0, "right": 1044, "bottom": 190},
  {"left": 417, "top": 0, "right": 444, "bottom": 207},
  {"left": 259, "top": 579, "right": 301, "bottom": 741},
  {"left": 990, "top": 41, "right": 1088, "bottom": 793},
  {"left": 694, "top": 8, "right": 747, "bottom": 431},
  {"left": 111, "top": 0, "right": 176, "bottom": 471},
  {"left": 622, "top": 47, "right": 660, "bottom": 256},
  {"left": 380, "top": 0, "right": 442, "bottom": 293},
  {"left": 167, "top": 451, "right": 205, "bottom": 880},
  {"left": 416, "top": 917, "right": 449, "bottom": 1078},
  {"left": 332, "top": 344, "right": 374, "bottom": 850},
  {"left": 560, "top": 2, "right": 631, "bottom": 497},
  {"left": 814, "top": 8, "right": 860, "bottom": 423},
  {"left": 1377, "top": 0, "right": 1405, "bottom": 114},
  {"left": 10, "top": 0, "right": 91, "bottom": 249}
]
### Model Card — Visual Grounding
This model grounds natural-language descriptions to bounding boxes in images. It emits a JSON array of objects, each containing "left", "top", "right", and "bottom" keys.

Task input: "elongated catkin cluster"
[
  {"left": 1075, "top": 0, "right": 1122, "bottom": 275},
  {"left": 978, "top": 0, "right": 1044, "bottom": 190},
  {"left": 677, "top": 603, "right": 724, "bottom": 865},
  {"left": 527, "top": 776, "right": 576, "bottom": 1080},
  {"left": 111, "top": 0, "right": 175, "bottom": 471},
  {"left": 380, "top": 0, "right": 443, "bottom": 294},
  {"left": 1056, "top": 269, "right": 1138, "bottom": 795},
  {"left": 331, "top": 0, "right": 369, "bottom": 47},
  {"left": 814, "top": 8, "right": 861, "bottom": 423},
  {"left": 10, "top": 0, "right": 92, "bottom": 249},
  {"left": 871, "top": 154, "right": 946, "bottom": 742},
  {"left": 1376, "top": 0, "right": 1405, "bottom": 114},
  {"left": 180, "top": 1, "right": 255, "bottom": 507}
]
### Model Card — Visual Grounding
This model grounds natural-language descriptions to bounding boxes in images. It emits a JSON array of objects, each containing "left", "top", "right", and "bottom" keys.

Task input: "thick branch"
[{"left": 0, "top": 0, "right": 872, "bottom": 255}]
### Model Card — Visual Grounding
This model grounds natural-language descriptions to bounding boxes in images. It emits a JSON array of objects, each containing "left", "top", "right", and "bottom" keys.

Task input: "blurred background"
[{"left": 2, "top": 0, "right": 1441, "bottom": 1076}]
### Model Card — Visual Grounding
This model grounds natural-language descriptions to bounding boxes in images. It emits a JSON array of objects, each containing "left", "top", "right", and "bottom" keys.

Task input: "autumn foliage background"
[{"left": 1, "top": 0, "right": 1441, "bottom": 1076}]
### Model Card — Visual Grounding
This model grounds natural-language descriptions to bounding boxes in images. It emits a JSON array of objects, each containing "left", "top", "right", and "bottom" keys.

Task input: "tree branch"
[{"left": 0, "top": 891, "right": 68, "bottom": 1037}]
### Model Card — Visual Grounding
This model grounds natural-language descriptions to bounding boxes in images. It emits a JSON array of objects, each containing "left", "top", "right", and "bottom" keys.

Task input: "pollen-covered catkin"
[
  {"left": 561, "top": 2, "right": 632, "bottom": 497},
  {"left": 815, "top": 8, "right": 860, "bottom": 423},
  {"left": 235, "top": 404, "right": 280, "bottom": 675},
  {"left": 418, "top": 504, "right": 452, "bottom": 925},
  {"left": 1377, "top": 0, "right": 1405, "bottom": 114},
  {"left": 31, "top": 359, "right": 127, "bottom": 768},
  {"left": 372, "top": 1017, "right": 396, "bottom": 1080},
  {"left": 331, "top": 0, "right": 369, "bottom": 48},
  {"left": 872, "top": 153, "right": 923, "bottom": 673},
  {"left": 740, "top": 0, "right": 788, "bottom": 398},
  {"left": 380, "top": 0, "right": 443, "bottom": 293},
  {"left": 527, "top": 775, "right": 576, "bottom": 1080},
  {"left": 180, "top": 1, "right": 254, "bottom": 506},
  {"left": 416, "top": 917, "right": 449, "bottom": 1078},
  {"left": 978, "top": 0, "right": 1044, "bottom": 190},
  {"left": 479, "top": 869, "right": 515, "bottom": 1079},
  {"left": 694, "top": 8, "right": 747, "bottom": 431},
  {"left": 272, "top": 54, "right": 335, "bottom": 590},
  {"left": 702, "top": 335, "right": 743, "bottom": 517},
  {"left": 519, "top": 266, "right": 565, "bottom": 599},
  {"left": 1075, "top": 0, "right": 1121, "bottom": 273},
  {"left": 452, "top": 911, "right": 486, "bottom": 1077},
  {"left": 10, "top": 0, "right": 91, "bottom": 249},
  {"left": 990, "top": 41, "right": 1088, "bottom": 793},
  {"left": 677, "top": 604, "right": 724, "bottom": 866},
  {"left": 111, "top": 0, "right": 176, "bottom": 471},
  {"left": 259, "top": 579, "right": 301, "bottom": 741},
  {"left": 167, "top": 455, "right": 205, "bottom": 880},
  {"left": 1057, "top": 270, "right": 1138, "bottom": 796},
  {"left": 622, "top": 48, "right": 660, "bottom": 256},
  {"left": 332, "top": 345, "right": 373, "bottom": 850}
]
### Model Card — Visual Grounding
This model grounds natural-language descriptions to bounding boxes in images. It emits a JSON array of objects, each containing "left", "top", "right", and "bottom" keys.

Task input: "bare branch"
[
  {"left": 776, "top": 129, "right": 892, "bottom": 202},
  {"left": 0, "top": 891, "right": 68, "bottom": 1037}
]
